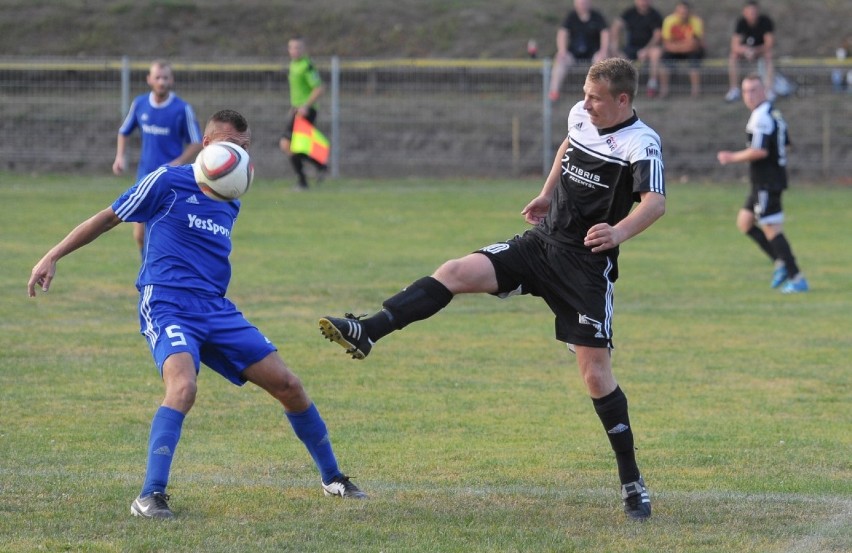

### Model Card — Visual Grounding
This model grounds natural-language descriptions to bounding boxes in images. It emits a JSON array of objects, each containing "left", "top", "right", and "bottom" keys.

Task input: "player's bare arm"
[
  {"left": 28, "top": 207, "right": 122, "bottom": 297},
  {"left": 521, "top": 196, "right": 551, "bottom": 225},
  {"left": 298, "top": 84, "right": 325, "bottom": 116},
  {"left": 113, "top": 134, "right": 128, "bottom": 175},
  {"left": 522, "top": 136, "right": 571, "bottom": 225},
  {"left": 169, "top": 143, "right": 204, "bottom": 167},
  {"left": 584, "top": 191, "right": 666, "bottom": 253},
  {"left": 717, "top": 146, "right": 768, "bottom": 165}
]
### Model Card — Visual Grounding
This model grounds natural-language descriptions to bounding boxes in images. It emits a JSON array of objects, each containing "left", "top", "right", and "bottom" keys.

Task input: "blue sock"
[
  {"left": 140, "top": 406, "right": 185, "bottom": 497},
  {"left": 285, "top": 403, "right": 341, "bottom": 484}
]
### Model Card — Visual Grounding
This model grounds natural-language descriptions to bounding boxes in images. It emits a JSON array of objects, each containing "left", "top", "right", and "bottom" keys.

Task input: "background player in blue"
[
  {"left": 29, "top": 109, "right": 367, "bottom": 519},
  {"left": 112, "top": 59, "right": 203, "bottom": 254},
  {"left": 320, "top": 58, "right": 665, "bottom": 521},
  {"left": 717, "top": 74, "right": 809, "bottom": 293}
]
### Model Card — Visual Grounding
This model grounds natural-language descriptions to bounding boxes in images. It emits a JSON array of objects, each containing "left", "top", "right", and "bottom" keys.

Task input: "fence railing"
[{"left": 1, "top": 57, "right": 849, "bottom": 182}]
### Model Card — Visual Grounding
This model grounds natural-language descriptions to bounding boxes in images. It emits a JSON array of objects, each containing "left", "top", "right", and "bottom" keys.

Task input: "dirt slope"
[{"left": 1, "top": 0, "right": 848, "bottom": 60}]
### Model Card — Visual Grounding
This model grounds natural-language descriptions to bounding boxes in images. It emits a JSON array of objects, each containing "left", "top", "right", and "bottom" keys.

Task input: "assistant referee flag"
[{"left": 291, "top": 115, "right": 330, "bottom": 166}]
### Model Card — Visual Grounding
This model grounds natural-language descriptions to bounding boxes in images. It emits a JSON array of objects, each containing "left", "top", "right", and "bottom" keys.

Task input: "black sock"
[
  {"left": 592, "top": 386, "right": 640, "bottom": 485},
  {"left": 361, "top": 276, "right": 454, "bottom": 341},
  {"left": 289, "top": 154, "right": 308, "bottom": 187},
  {"left": 769, "top": 234, "right": 800, "bottom": 277},
  {"left": 746, "top": 226, "right": 776, "bottom": 261}
]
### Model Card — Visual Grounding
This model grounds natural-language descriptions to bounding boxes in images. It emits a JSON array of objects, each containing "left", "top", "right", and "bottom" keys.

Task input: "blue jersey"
[
  {"left": 111, "top": 165, "right": 239, "bottom": 297},
  {"left": 118, "top": 92, "right": 203, "bottom": 179}
]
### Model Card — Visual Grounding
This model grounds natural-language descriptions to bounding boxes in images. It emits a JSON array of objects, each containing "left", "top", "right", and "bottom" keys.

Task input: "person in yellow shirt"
[{"left": 659, "top": 1, "right": 705, "bottom": 98}]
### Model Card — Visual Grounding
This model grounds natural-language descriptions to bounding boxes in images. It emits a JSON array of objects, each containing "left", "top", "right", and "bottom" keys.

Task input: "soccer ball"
[{"left": 193, "top": 142, "right": 254, "bottom": 201}]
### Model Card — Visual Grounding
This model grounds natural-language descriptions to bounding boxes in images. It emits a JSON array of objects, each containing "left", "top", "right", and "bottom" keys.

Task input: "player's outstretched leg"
[
  {"left": 319, "top": 313, "right": 373, "bottom": 360},
  {"left": 320, "top": 277, "right": 455, "bottom": 360}
]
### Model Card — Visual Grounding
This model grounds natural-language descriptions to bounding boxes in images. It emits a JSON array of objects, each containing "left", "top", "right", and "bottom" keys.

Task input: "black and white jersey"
[
  {"left": 746, "top": 101, "right": 789, "bottom": 191},
  {"left": 534, "top": 101, "right": 665, "bottom": 252}
]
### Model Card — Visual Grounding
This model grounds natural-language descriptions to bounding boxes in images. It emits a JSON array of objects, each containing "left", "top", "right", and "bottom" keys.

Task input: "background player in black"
[
  {"left": 717, "top": 74, "right": 809, "bottom": 293},
  {"left": 320, "top": 58, "right": 666, "bottom": 520}
]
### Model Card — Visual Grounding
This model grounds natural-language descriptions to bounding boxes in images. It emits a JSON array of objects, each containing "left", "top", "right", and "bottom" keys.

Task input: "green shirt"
[{"left": 288, "top": 56, "right": 322, "bottom": 108}]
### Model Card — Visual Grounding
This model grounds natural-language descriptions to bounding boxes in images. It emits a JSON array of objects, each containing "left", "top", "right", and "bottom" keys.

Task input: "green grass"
[{"left": 1, "top": 174, "right": 850, "bottom": 552}]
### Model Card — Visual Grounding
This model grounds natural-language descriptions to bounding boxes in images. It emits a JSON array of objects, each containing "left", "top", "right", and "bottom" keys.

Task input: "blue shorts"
[{"left": 138, "top": 285, "right": 277, "bottom": 385}]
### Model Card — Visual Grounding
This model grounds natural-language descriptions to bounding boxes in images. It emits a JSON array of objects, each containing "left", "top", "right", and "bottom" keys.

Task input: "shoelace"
[
  {"left": 333, "top": 475, "right": 361, "bottom": 492},
  {"left": 149, "top": 492, "right": 171, "bottom": 507}
]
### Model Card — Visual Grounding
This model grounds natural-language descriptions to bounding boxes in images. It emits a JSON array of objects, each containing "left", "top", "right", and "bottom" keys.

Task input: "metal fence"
[{"left": 1, "top": 57, "right": 849, "bottom": 182}]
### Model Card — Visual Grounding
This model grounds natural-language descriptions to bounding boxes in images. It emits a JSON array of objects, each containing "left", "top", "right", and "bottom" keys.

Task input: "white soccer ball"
[{"left": 192, "top": 142, "right": 254, "bottom": 201}]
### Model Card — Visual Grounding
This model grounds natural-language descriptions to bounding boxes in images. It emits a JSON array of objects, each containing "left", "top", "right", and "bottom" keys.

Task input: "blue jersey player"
[
  {"left": 113, "top": 60, "right": 203, "bottom": 253},
  {"left": 30, "top": 109, "right": 367, "bottom": 519}
]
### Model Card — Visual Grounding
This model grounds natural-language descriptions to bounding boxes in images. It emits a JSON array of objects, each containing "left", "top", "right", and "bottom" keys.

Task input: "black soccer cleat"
[
  {"left": 621, "top": 477, "right": 651, "bottom": 521},
  {"left": 130, "top": 492, "right": 174, "bottom": 519},
  {"left": 322, "top": 474, "right": 368, "bottom": 499},
  {"left": 319, "top": 313, "right": 373, "bottom": 360}
]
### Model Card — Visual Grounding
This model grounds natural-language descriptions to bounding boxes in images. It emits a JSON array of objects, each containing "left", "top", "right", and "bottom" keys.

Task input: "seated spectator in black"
[
  {"left": 548, "top": 0, "right": 610, "bottom": 101},
  {"left": 659, "top": 1, "right": 706, "bottom": 98},
  {"left": 726, "top": 0, "right": 775, "bottom": 102},
  {"left": 611, "top": 0, "right": 663, "bottom": 98}
]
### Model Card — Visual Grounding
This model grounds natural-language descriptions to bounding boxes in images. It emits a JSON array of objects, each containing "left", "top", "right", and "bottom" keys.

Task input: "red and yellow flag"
[{"left": 290, "top": 115, "right": 330, "bottom": 166}]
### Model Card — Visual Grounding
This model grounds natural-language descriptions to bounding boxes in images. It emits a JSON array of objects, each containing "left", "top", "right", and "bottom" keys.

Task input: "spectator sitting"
[
  {"left": 830, "top": 37, "right": 849, "bottom": 93},
  {"left": 611, "top": 0, "right": 664, "bottom": 98},
  {"left": 659, "top": 1, "right": 705, "bottom": 98},
  {"left": 726, "top": 0, "right": 775, "bottom": 102},
  {"left": 548, "top": 0, "right": 610, "bottom": 101}
]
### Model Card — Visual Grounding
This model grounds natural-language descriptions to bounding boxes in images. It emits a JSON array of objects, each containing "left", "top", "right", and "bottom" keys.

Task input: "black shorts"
[
  {"left": 477, "top": 231, "right": 618, "bottom": 349},
  {"left": 280, "top": 107, "right": 317, "bottom": 141},
  {"left": 743, "top": 188, "right": 784, "bottom": 225}
]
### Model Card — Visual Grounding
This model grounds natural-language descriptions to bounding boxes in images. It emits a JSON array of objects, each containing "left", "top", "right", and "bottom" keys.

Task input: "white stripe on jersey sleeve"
[
  {"left": 114, "top": 166, "right": 167, "bottom": 219},
  {"left": 649, "top": 158, "right": 665, "bottom": 195},
  {"left": 185, "top": 105, "right": 202, "bottom": 144},
  {"left": 118, "top": 97, "right": 140, "bottom": 135}
]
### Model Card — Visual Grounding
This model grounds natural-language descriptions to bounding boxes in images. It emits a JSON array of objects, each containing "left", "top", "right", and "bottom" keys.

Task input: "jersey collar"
[
  {"left": 148, "top": 91, "right": 175, "bottom": 108},
  {"left": 596, "top": 110, "right": 639, "bottom": 136}
]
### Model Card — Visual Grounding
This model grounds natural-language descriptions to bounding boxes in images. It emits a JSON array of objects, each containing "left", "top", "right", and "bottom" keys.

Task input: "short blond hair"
[
  {"left": 587, "top": 58, "right": 638, "bottom": 102},
  {"left": 149, "top": 59, "right": 172, "bottom": 73}
]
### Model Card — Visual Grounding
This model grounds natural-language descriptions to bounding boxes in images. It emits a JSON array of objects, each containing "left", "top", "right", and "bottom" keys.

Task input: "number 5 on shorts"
[{"left": 165, "top": 325, "right": 187, "bottom": 347}]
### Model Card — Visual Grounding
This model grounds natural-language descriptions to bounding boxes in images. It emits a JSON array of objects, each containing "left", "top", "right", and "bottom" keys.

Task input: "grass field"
[{"left": 1, "top": 174, "right": 850, "bottom": 553}]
